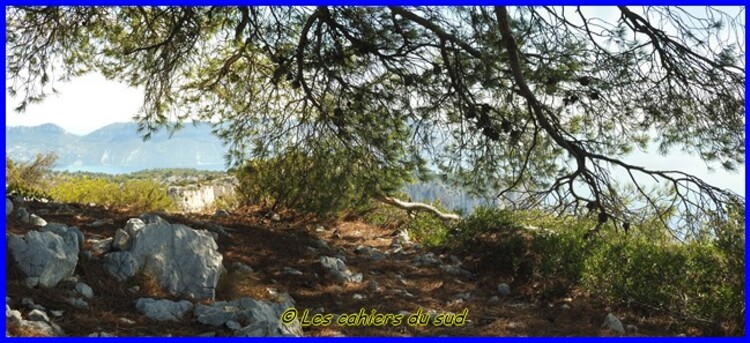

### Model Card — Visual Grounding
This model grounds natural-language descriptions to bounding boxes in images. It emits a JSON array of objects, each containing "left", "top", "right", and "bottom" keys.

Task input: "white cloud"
[{"left": 5, "top": 73, "right": 144, "bottom": 135}]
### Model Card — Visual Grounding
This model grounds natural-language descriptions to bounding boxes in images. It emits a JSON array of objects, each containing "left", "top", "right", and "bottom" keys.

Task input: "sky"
[{"left": 4, "top": 6, "right": 746, "bottom": 197}]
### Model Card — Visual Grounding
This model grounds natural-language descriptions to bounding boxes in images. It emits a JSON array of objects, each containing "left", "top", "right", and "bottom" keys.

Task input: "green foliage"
[
  {"left": 234, "top": 142, "right": 413, "bottom": 219},
  {"left": 48, "top": 177, "right": 174, "bottom": 212},
  {"left": 360, "top": 196, "right": 452, "bottom": 247},
  {"left": 581, "top": 235, "right": 743, "bottom": 334},
  {"left": 447, "top": 207, "right": 743, "bottom": 333},
  {"left": 6, "top": 153, "right": 57, "bottom": 199}
]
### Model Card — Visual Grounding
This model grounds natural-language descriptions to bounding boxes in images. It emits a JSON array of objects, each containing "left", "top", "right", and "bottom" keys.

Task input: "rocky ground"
[{"left": 5, "top": 198, "right": 691, "bottom": 337}]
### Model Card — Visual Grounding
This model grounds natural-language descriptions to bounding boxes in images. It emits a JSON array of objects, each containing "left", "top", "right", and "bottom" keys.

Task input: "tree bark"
[{"left": 377, "top": 195, "right": 461, "bottom": 222}]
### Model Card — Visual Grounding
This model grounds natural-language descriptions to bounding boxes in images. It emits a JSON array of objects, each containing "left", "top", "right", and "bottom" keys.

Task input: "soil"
[{"left": 5, "top": 201, "right": 700, "bottom": 337}]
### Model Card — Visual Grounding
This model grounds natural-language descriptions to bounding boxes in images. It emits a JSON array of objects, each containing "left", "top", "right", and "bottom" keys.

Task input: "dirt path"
[{"left": 6, "top": 202, "right": 681, "bottom": 337}]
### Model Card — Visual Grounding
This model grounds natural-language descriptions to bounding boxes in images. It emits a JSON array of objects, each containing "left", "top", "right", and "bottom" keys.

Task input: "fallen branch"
[{"left": 377, "top": 195, "right": 461, "bottom": 222}]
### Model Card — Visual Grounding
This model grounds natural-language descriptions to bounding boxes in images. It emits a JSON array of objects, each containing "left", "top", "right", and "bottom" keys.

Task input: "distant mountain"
[{"left": 6, "top": 122, "right": 228, "bottom": 173}]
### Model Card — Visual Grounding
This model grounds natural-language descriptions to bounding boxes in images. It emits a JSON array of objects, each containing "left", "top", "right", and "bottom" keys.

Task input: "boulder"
[
  {"left": 195, "top": 294, "right": 302, "bottom": 337},
  {"left": 40, "top": 223, "right": 84, "bottom": 249},
  {"left": 8, "top": 230, "right": 79, "bottom": 288},
  {"left": 139, "top": 213, "right": 169, "bottom": 226},
  {"left": 6, "top": 305, "right": 22, "bottom": 324},
  {"left": 129, "top": 221, "right": 224, "bottom": 300},
  {"left": 104, "top": 251, "right": 138, "bottom": 282},
  {"left": 135, "top": 298, "right": 193, "bottom": 321},
  {"left": 6, "top": 198, "right": 13, "bottom": 216},
  {"left": 602, "top": 313, "right": 625, "bottom": 334}
]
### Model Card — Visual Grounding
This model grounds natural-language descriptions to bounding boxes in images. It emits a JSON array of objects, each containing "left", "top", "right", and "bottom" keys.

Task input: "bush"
[
  {"left": 6, "top": 153, "right": 57, "bottom": 199},
  {"left": 234, "top": 144, "right": 411, "bottom": 219},
  {"left": 448, "top": 206, "right": 743, "bottom": 332},
  {"left": 48, "top": 177, "right": 174, "bottom": 212}
]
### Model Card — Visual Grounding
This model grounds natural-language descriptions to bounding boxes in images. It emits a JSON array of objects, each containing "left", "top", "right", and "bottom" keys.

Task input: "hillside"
[{"left": 6, "top": 122, "right": 227, "bottom": 172}]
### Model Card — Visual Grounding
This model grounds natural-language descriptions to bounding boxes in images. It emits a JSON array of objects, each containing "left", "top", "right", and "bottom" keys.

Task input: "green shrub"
[
  {"left": 234, "top": 144, "right": 411, "bottom": 219},
  {"left": 581, "top": 233, "right": 743, "bottom": 335},
  {"left": 48, "top": 177, "right": 174, "bottom": 212},
  {"left": 6, "top": 153, "right": 57, "bottom": 199}
]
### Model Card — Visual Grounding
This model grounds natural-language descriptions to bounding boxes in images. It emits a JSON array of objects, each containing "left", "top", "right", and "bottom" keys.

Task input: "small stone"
[
  {"left": 498, "top": 283, "right": 511, "bottom": 296},
  {"left": 214, "top": 209, "right": 230, "bottom": 217},
  {"left": 87, "top": 237, "right": 113, "bottom": 255},
  {"left": 232, "top": 262, "right": 254, "bottom": 274},
  {"left": 455, "top": 292, "right": 472, "bottom": 300},
  {"left": 75, "top": 282, "right": 94, "bottom": 299},
  {"left": 124, "top": 218, "right": 146, "bottom": 237},
  {"left": 560, "top": 304, "right": 571, "bottom": 310},
  {"left": 367, "top": 280, "right": 379, "bottom": 292},
  {"left": 348, "top": 273, "right": 363, "bottom": 283},
  {"left": 370, "top": 251, "right": 386, "bottom": 261},
  {"left": 352, "top": 294, "right": 365, "bottom": 300},
  {"left": 6, "top": 198, "right": 13, "bottom": 217},
  {"left": 66, "top": 297, "right": 89, "bottom": 309},
  {"left": 354, "top": 245, "right": 366, "bottom": 254},
  {"left": 270, "top": 213, "right": 281, "bottom": 222},
  {"left": 27, "top": 309, "right": 50, "bottom": 322},
  {"left": 315, "top": 225, "right": 326, "bottom": 232},
  {"left": 627, "top": 324, "right": 638, "bottom": 333},
  {"left": 601, "top": 313, "right": 625, "bottom": 334},
  {"left": 119, "top": 317, "right": 135, "bottom": 325},
  {"left": 112, "top": 229, "right": 132, "bottom": 251},
  {"left": 197, "top": 332, "right": 216, "bottom": 337},
  {"left": 63, "top": 275, "right": 79, "bottom": 284},
  {"left": 89, "top": 219, "right": 108, "bottom": 227},
  {"left": 29, "top": 214, "right": 47, "bottom": 227},
  {"left": 489, "top": 296, "right": 500, "bottom": 303},
  {"left": 311, "top": 239, "right": 330, "bottom": 250},
  {"left": 226, "top": 320, "right": 242, "bottom": 330},
  {"left": 283, "top": 267, "right": 303, "bottom": 276},
  {"left": 128, "top": 286, "right": 140, "bottom": 294},
  {"left": 50, "top": 310, "right": 64, "bottom": 318},
  {"left": 16, "top": 207, "right": 30, "bottom": 223}
]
